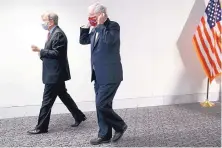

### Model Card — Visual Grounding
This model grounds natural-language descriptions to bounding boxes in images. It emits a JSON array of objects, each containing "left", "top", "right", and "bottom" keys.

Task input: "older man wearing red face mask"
[{"left": 79, "top": 3, "right": 127, "bottom": 145}]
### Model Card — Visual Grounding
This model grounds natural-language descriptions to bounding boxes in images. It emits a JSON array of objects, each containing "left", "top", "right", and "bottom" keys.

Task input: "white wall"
[{"left": 0, "top": 0, "right": 221, "bottom": 108}]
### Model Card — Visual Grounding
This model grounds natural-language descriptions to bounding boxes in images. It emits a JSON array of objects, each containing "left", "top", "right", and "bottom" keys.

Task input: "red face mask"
[{"left": 88, "top": 16, "right": 97, "bottom": 26}]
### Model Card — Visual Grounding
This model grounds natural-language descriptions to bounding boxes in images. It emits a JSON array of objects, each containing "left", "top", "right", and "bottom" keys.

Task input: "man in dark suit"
[
  {"left": 79, "top": 3, "right": 127, "bottom": 145},
  {"left": 29, "top": 12, "right": 86, "bottom": 134}
]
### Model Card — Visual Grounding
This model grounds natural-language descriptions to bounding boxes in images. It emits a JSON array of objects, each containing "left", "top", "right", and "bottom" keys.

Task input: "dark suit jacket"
[
  {"left": 40, "top": 26, "right": 71, "bottom": 84},
  {"left": 79, "top": 18, "right": 123, "bottom": 84}
]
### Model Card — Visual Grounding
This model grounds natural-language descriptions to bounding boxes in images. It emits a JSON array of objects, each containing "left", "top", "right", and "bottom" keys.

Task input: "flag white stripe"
[
  {"left": 201, "top": 22, "right": 221, "bottom": 73},
  {"left": 203, "top": 16, "right": 222, "bottom": 72},
  {"left": 215, "top": 22, "right": 221, "bottom": 35},
  {"left": 195, "top": 33, "right": 215, "bottom": 76},
  {"left": 215, "top": 42, "right": 222, "bottom": 65}
]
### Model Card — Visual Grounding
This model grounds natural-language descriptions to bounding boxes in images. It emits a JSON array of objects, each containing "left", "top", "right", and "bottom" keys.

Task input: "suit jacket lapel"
[
  {"left": 44, "top": 26, "right": 58, "bottom": 48},
  {"left": 92, "top": 19, "right": 110, "bottom": 49},
  {"left": 91, "top": 31, "right": 96, "bottom": 50},
  {"left": 94, "top": 33, "right": 100, "bottom": 48}
]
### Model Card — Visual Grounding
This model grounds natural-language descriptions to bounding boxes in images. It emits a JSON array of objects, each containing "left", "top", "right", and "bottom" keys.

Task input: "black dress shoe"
[
  {"left": 90, "top": 137, "right": 111, "bottom": 145},
  {"left": 27, "top": 129, "right": 48, "bottom": 135},
  {"left": 71, "top": 116, "right": 87, "bottom": 127},
  {"left": 112, "top": 124, "right": 128, "bottom": 142}
]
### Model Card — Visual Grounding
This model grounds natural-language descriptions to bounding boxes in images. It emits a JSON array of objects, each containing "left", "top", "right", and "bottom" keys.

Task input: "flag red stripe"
[
  {"left": 216, "top": 22, "right": 222, "bottom": 52},
  {"left": 197, "top": 25, "right": 219, "bottom": 74},
  {"left": 201, "top": 19, "right": 221, "bottom": 72},
  {"left": 193, "top": 36, "right": 212, "bottom": 79}
]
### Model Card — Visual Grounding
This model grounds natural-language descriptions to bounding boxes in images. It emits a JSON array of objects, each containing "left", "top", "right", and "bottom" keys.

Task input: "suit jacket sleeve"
[
  {"left": 95, "top": 22, "right": 120, "bottom": 44},
  {"left": 79, "top": 27, "right": 91, "bottom": 45},
  {"left": 40, "top": 32, "right": 65, "bottom": 59}
]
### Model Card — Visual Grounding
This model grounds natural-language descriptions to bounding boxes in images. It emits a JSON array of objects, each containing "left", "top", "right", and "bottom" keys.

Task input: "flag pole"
[{"left": 200, "top": 78, "right": 215, "bottom": 107}]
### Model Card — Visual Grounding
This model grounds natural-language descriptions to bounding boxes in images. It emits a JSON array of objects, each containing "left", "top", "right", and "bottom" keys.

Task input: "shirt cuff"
[{"left": 81, "top": 25, "right": 90, "bottom": 28}]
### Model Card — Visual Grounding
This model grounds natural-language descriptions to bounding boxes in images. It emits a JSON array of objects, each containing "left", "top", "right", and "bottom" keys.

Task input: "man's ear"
[{"left": 49, "top": 20, "right": 54, "bottom": 26}]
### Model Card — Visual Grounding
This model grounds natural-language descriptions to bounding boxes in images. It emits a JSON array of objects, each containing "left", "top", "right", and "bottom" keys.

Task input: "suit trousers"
[
  {"left": 94, "top": 81, "right": 126, "bottom": 138},
  {"left": 36, "top": 82, "right": 85, "bottom": 130}
]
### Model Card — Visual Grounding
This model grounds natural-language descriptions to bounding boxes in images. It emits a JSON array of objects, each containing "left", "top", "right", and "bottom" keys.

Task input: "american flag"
[{"left": 193, "top": 0, "right": 221, "bottom": 82}]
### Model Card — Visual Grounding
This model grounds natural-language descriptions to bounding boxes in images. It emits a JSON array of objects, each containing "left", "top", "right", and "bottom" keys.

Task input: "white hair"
[
  {"left": 88, "top": 2, "right": 107, "bottom": 14},
  {"left": 42, "top": 11, "right": 59, "bottom": 25}
]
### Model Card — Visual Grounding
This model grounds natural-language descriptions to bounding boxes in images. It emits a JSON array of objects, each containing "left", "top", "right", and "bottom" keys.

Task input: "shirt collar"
[{"left": 49, "top": 25, "right": 57, "bottom": 34}]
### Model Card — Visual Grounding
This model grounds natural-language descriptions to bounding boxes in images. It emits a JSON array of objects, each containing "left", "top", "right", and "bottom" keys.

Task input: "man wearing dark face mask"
[
  {"left": 29, "top": 12, "right": 86, "bottom": 134},
  {"left": 80, "top": 3, "right": 127, "bottom": 145}
]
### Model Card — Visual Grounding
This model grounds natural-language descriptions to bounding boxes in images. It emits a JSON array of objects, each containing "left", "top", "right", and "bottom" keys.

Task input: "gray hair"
[
  {"left": 42, "top": 12, "right": 59, "bottom": 25},
  {"left": 88, "top": 3, "right": 107, "bottom": 14}
]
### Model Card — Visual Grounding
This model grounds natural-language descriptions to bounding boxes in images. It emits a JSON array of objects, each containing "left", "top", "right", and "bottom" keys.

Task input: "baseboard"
[{"left": 0, "top": 92, "right": 220, "bottom": 119}]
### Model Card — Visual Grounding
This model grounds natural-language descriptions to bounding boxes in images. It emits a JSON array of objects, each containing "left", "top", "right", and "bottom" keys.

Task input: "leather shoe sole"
[
  {"left": 112, "top": 124, "right": 128, "bottom": 142},
  {"left": 71, "top": 116, "right": 87, "bottom": 127},
  {"left": 27, "top": 129, "right": 48, "bottom": 135},
  {"left": 90, "top": 138, "right": 111, "bottom": 145}
]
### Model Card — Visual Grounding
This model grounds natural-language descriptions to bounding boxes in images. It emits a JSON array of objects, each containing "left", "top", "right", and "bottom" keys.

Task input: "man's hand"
[
  {"left": 97, "top": 13, "right": 107, "bottom": 25},
  {"left": 31, "top": 45, "right": 40, "bottom": 52}
]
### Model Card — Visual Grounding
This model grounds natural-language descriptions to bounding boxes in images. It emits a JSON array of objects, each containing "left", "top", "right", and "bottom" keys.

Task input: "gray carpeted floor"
[{"left": 0, "top": 103, "right": 221, "bottom": 147}]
